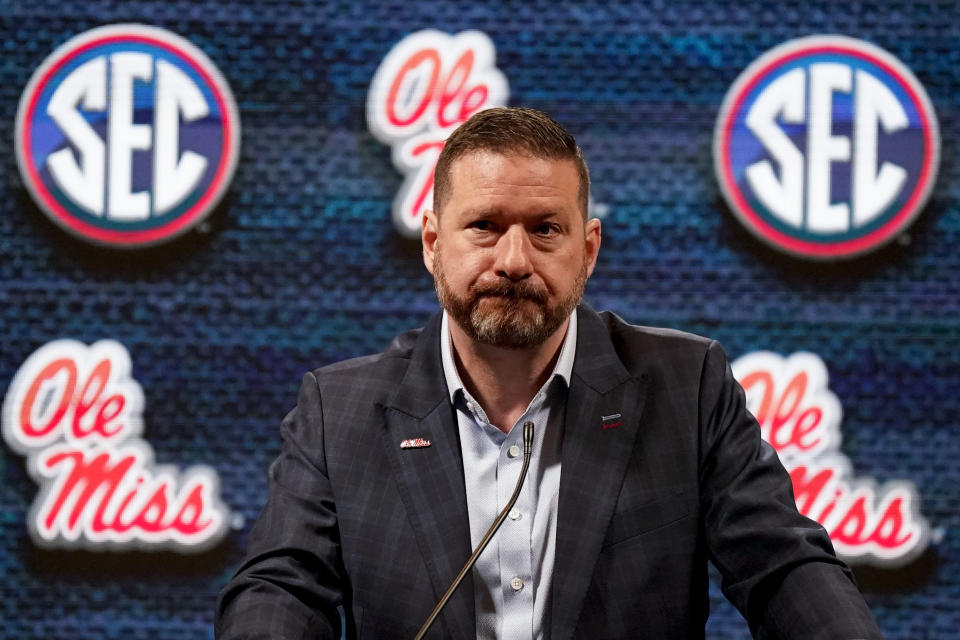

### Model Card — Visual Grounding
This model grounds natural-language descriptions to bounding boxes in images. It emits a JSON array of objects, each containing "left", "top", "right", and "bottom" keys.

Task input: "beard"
[{"left": 432, "top": 248, "right": 588, "bottom": 349}]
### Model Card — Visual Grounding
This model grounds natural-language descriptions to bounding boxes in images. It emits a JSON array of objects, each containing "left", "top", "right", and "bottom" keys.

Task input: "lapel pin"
[
  {"left": 400, "top": 437, "right": 432, "bottom": 449},
  {"left": 601, "top": 413, "right": 622, "bottom": 430}
]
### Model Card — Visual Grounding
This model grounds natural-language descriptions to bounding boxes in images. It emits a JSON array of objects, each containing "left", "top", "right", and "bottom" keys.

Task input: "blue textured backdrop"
[{"left": 1, "top": 1, "right": 958, "bottom": 638}]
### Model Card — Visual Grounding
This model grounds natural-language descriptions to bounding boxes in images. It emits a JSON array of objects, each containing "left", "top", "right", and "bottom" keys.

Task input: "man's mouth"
[{"left": 473, "top": 283, "right": 547, "bottom": 303}]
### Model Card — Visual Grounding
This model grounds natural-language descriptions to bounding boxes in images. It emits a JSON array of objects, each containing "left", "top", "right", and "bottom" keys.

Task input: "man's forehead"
[
  {"left": 448, "top": 149, "right": 575, "bottom": 174},
  {"left": 445, "top": 151, "right": 579, "bottom": 195}
]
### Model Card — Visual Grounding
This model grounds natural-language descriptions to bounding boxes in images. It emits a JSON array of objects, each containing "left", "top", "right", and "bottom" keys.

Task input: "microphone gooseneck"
[{"left": 413, "top": 421, "right": 535, "bottom": 640}]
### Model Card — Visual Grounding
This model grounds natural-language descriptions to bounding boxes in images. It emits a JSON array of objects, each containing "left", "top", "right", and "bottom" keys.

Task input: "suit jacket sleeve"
[
  {"left": 698, "top": 340, "right": 883, "bottom": 639},
  {"left": 215, "top": 371, "right": 343, "bottom": 640}
]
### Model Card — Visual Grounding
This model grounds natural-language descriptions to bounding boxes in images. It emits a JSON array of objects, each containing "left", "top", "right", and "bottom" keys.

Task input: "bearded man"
[{"left": 216, "top": 107, "right": 882, "bottom": 639}]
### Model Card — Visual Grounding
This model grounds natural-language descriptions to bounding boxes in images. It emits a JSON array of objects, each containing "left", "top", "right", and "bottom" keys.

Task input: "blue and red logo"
[
  {"left": 16, "top": 24, "right": 241, "bottom": 248},
  {"left": 714, "top": 36, "right": 939, "bottom": 260}
]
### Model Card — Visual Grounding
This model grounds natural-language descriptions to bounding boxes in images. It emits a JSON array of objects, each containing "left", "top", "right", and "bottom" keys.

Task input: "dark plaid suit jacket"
[{"left": 216, "top": 305, "right": 882, "bottom": 639}]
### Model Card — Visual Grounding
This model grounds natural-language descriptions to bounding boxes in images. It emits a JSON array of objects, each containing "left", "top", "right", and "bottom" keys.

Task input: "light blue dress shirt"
[{"left": 440, "top": 311, "right": 576, "bottom": 640}]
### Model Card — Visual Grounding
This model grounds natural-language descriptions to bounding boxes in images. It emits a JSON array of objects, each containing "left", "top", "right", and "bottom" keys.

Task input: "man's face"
[{"left": 422, "top": 150, "right": 601, "bottom": 349}]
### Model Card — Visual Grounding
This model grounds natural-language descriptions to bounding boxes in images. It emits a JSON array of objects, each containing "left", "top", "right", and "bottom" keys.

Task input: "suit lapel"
[
  {"left": 551, "top": 306, "right": 649, "bottom": 640},
  {"left": 380, "top": 312, "right": 475, "bottom": 640}
]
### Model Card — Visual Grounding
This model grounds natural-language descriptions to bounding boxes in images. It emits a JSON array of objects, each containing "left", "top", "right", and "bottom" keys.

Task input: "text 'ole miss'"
[{"left": 2, "top": 339, "right": 231, "bottom": 552}]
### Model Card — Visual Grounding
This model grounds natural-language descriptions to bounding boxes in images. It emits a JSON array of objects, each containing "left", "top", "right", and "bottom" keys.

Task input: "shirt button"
[
  {"left": 509, "top": 508, "right": 521, "bottom": 520},
  {"left": 510, "top": 577, "right": 524, "bottom": 591},
  {"left": 507, "top": 445, "right": 520, "bottom": 458}
]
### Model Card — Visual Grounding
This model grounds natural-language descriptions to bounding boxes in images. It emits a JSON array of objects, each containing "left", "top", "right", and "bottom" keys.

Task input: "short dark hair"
[{"left": 433, "top": 107, "right": 590, "bottom": 217}]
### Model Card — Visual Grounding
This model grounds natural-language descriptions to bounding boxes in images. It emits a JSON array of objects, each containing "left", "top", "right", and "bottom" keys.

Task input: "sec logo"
[
  {"left": 714, "top": 35, "right": 939, "bottom": 260},
  {"left": 16, "top": 24, "right": 241, "bottom": 248}
]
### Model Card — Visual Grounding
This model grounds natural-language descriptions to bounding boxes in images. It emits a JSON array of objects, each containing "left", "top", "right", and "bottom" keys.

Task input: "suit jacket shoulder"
[
  {"left": 312, "top": 328, "right": 419, "bottom": 391},
  {"left": 597, "top": 309, "right": 713, "bottom": 369}
]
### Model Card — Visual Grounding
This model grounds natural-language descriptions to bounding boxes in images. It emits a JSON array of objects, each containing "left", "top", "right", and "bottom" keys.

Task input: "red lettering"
[
  {"left": 790, "top": 464, "right": 833, "bottom": 516},
  {"left": 132, "top": 483, "right": 170, "bottom": 533},
  {"left": 173, "top": 485, "right": 213, "bottom": 535},
  {"left": 734, "top": 353, "right": 927, "bottom": 563},
  {"left": 95, "top": 394, "right": 125, "bottom": 437},
  {"left": 791, "top": 407, "right": 822, "bottom": 451},
  {"left": 437, "top": 51, "right": 479, "bottom": 127},
  {"left": 741, "top": 369, "right": 827, "bottom": 456},
  {"left": 459, "top": 85, "right": 488, "bottom": 123},
  {"left": 817, "top": 489, "right": 842, "bottom": 523},
  {"left": 38, "top": 447, "right": 217, "bottom": 543},
  {"left": 371, "top": 32, "right": 506, "bottom": 236},
  {"left": 831, "top": 495, "right": 869, "bottom": 546},
  {"left": 384, "top": 46, "right": 492, "bottom": 133},
  {"left": 769, "top": 372, "right": 806, "bottom": 449},
  {"left": 867, "top": 497, "right": 912, "bottom": 549},
  {"left": 92, "top": 475, "right": 144, "bottom": 534},
  {"left": 19, "top": 358, "right": 77, "bottom": 439},
  {"left": 409, "top": 139, "right": 446, "bottom": 217},
  {"left": 386, "top": 48, "right": 440, "bottom": 128},
  {"left": 790, "top": 463, "right": 919, "bottom": 557},
  {"left": 41, "top": 450, "right": 135, "bottom": 531},
  {"left": 72, "top": 359, "right": 125, "bottom": 439},
  {"left": 9, "top": 341, "right": 229, "bottom": 550}
]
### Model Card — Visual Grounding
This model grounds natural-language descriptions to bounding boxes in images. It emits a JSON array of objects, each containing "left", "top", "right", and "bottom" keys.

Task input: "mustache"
[{"left": 471, "top": 279, "right": 548, "bottom": 303}]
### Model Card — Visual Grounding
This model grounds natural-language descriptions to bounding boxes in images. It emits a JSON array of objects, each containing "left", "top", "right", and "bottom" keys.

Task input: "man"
[{"left": 216, "top": 107, "right": 882, "bottom": 639}]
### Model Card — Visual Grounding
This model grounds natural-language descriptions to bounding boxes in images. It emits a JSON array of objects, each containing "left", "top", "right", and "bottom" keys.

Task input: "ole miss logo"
[
  {"left": 2, "top": 340, "right": 230, "bottom": 551},
  {"left": 733, "top": 351, "right": 928, "bottom": 566},
  {"left": 368, "top": 29, "right": 509, "bottom": 237},
  {"left": 714, "top": 36, "right": 939, "bottom": 260},
  {"left": 15, "top": 24, "right": 241, "bottom": 248}
]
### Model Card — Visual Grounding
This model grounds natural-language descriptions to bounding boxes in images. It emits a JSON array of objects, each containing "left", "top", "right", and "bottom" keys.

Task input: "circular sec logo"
[
  {"left": 16, "top": 24, "right": 241, "bottom": 248},
  {"left": 714, "top": 36, "right": 939, "bottom": 260}
]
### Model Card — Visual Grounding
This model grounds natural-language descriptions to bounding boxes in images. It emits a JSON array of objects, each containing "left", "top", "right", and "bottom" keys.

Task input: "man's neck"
[{"left": 449, "top": 317, "right": 569, "bottom": 434}]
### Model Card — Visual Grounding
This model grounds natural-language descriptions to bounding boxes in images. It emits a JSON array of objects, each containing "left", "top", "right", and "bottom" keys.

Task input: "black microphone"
[{"left": 413, "top": 421, "right": 535, "bottom": 640}]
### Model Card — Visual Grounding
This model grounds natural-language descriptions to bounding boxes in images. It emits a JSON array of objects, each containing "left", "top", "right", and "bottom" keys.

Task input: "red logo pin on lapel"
[
  {"left": 601, "top": 413, "right": 622, "bottom": 430},
  {"left": 400, "top": 438, "right": 432, "bottom": 449}
]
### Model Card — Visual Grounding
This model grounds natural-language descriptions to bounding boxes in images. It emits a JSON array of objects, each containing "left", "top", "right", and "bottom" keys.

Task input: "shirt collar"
[{"left": 440, "top": 309, "right": 578, "bottom": 403}]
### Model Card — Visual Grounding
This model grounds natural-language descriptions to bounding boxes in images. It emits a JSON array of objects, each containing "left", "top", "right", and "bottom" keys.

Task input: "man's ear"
[
  {"left": 584, "top": 217, "right": 602, "bottom": 278},
  {"left": 422, "top": 209, "right": 438, "bottom": 275}
]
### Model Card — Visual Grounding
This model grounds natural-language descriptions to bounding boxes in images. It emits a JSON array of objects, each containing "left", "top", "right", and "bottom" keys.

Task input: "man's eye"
[
  {"left": 534, "top": 223, "right": 559, "bottom": 235},
  {"left": 469, "top": 220, "right": 493, "bottom": 231}
]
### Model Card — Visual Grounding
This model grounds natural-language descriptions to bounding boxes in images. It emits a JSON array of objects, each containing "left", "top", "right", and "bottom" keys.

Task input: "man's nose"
[{"left": 494, "top": 225, "right": 533, "bottom": 280}]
